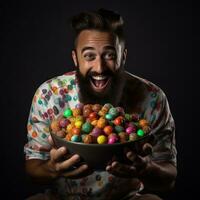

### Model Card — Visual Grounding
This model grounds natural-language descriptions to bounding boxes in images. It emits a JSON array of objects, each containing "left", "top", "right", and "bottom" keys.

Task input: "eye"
[
  {"left": 103, "top": 52, "right": 116, "bottom": 60},
  {"left": 83, "top": 53, "right": 96, "bottom": 61}
]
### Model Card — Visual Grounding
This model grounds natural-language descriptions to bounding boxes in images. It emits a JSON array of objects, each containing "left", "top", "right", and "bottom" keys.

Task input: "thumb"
[
  {"left": 48, "top": 135, "right": 56, "bottom": 147},
  {"left": 142, "top": 143, "right": 153, "bottom": 156}
]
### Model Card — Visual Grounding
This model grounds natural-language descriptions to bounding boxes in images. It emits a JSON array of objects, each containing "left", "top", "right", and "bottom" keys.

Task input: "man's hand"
[
  {"left": 47, "top": 136, "right": 93, "bottom": 179},
  {"left": 106, "top": 143, "right": 153, "bottom": 178}
]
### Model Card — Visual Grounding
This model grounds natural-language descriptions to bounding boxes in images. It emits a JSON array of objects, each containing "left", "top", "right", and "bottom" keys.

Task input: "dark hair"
[{"left": 71, "top": 8, "right": 125, "bottom": 47}]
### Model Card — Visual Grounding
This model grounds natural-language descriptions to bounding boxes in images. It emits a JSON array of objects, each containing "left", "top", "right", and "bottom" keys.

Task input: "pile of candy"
[{"left": 50, "top": 103, "right": 151, "bottom": 144}]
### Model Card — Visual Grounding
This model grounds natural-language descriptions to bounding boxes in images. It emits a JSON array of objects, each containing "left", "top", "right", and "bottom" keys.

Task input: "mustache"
[{"left": 86, "top": 68, "right": 114, "bottom": 78}]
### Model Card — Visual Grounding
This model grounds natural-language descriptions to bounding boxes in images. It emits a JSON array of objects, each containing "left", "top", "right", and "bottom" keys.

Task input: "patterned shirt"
[{"left": 24, "top": 70, "right": 177, "bottom": 200}]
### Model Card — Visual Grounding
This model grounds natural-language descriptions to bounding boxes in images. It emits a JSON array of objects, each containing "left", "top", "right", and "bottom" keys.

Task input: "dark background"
[{"left": 1, "top": 1, "right": 198, "bottom": 199}]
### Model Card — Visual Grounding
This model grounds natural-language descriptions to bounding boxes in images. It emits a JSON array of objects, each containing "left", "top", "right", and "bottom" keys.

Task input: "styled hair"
[{"left": 71, "top": 8, "right": 125, "bottom": 47}]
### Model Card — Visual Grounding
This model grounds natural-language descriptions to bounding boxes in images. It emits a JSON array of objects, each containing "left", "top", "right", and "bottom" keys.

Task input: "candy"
[
  {"left": 72, "top": 127, "right": 81, "bottom": 135},
  {"left": 63, "top": 108, "right": 73, "bottom": 118},
  {"left": 105, "top": 113, "right": 113, "bottom": 120},
  {"left": 72, "top": 108, "right": 82, "bottom": 117},
  {"left": 139, "top": 119, "right": 149, "bottom": 127},
  {"left": 83, "top": 134, "right": 93, "bottom": 144},
  {"left": 92, "top": 104, "right": 102, "bottom": 112},
  {"left": 103, "top": 125, "right": 113, "bottom": 136},
  {"left": 137, "top": 129, "right": 145, "bottom": 137},
  {"left": 50, "top": 120, "right": 61, "bottom": 132},
  {"left": 126, "top": 126, "right": 136, "bottom": 134},
  {"left": 108, "top": 135, "right": 118, "bottom": 144},
  {"left": 75, "top": 103, "right": 84, "bottom": 109},
  {"left": 71, "top": 135, "right": 81, "bottom": 142},
  {"left": 59, "top": 118, "right": 70, "bottom": 128},
  {"left": 114, "top": 125, "right": 124, "bottom": 133},
  {"left": 129, "top": 133, "right": 138, "bottom": 141},
  {"left": 142, "top": 125, "right": 151, "bottom": 134},
  {"left": 82, "top": 122, "right": 93, "bottom": 133},
  {"left": 118, "top": 132, "right": 129, "bottom": 143},
  {"left": 83, "top": 108, "right": 92, "bottom": 118},
  {"left": 125, "top": 113, "right": 132, "bottom": 121},
  {"left": 91, "top": 127, "right": 102, "bottom": 138},
  {"left": 113, "top": 116, "right": 123, "bottom": 126},
  {"left": 108, "top": 107, "right": 118, "bottom": 117},
  {"left": 51, "top": 103, "right": 151, "bottom": 144},
  {"left": 96, "top": 118, "right": 107, "bottom": 129},
  {"left": 88, "top": 112, "right": 98, "bottom": 121},
  {"left": 74, "top": 120, "right": 83, "bottom": 128},
  {"left": 65, "top": 132, "right": 73, "bottom": 141},
  {"left": 97, "top": 135, "right": 108, "bottom": 144}
]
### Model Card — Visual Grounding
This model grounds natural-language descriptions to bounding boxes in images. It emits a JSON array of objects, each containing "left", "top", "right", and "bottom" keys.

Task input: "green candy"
[
  {"left": 71, "top": 135, "right": 81, "bottom": 142},
  {"left": 125, "top": 113, "right": 132, "bottom": 121},
  {"left": 63, "top": 108, "right": 72, "bottom": 118},
  {"left": 105, "top": 113, "right": 113, "bottom": 120},
  {"left": 137, "top": 129, "right": 145, "bottom": 137},
  {"left": 82, "top": 122, "right": 93, "bottom": 133},
  {"left": 115, "top": 125, "right": 124, "bottom": 133},
  {"left": 109, "top": 108, "right": 118, "bottom": 117}
]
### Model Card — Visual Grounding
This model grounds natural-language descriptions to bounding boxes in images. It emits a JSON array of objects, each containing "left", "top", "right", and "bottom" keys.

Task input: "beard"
[{"left": 75, "top": 66, "right": 126, "bottom": 107}]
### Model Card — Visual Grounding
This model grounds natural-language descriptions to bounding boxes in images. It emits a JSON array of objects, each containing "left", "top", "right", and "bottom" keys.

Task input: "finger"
[
  {"left": 142, "top": 143, "right": 153, "bottom": 156},
  {"left": 134, "top": 155, "right": 148, "bottom": 171},
  {"left": 48, "top": 135, "right": 55, "bottom": 146},
  {"left": 126, "top": 151, "right": 147, "bottom": 171},
  {"left": 62, "top": 164, "right": 89, "bottom": 178},
  {"left": 126, "top": 151, "right": 137, "bottom": 162},
  {"left": 106, "top": 161, "right": 137, "bottom": 178},
  {"left": 55, "top": 154, "right": 80, "bottom": 171},
  {"left": 50, "top": 147, "right": 67, "bottom": 162}
]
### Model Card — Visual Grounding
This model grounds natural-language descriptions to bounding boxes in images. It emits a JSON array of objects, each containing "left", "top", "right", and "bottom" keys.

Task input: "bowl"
[{"left": 50, "top": 131, "right": 155, "bottom": 170}]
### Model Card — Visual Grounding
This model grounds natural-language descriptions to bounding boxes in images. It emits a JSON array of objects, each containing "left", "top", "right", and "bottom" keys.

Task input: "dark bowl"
[{"left": 50, "top": 131, "right": 155, "bottom": 170}]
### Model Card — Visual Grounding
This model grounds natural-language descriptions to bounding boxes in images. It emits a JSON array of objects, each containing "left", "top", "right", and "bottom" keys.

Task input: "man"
[{"left": 24, "top": 8, "right": 177, "bottom": 200}]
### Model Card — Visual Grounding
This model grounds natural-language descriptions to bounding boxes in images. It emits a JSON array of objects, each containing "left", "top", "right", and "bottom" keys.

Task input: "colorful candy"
[
  {"left": 63, "top": 108, "right": 73, "bottom": 118},
  {"left": 51, "top": 103, "right": 151, "bottom": 144}
]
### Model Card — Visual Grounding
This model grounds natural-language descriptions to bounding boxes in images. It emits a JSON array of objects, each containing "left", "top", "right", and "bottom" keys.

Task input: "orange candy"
[
  {"left": 142, "top": 125, "right": 151, "bottom": 134},
  {"left": 83, "top": 134, "right": 93, "bottom": 144},
  {"left": 103, "top": 125, "right": 113, "bottom": 136},
  {"left": 97, "top": 118, "right": 107, "bottom": 129},
  {"left": 50, "top": 120, "right": 61, "bottom": 132},
  {"left": 66, "top": 133, "right": 73, "bottom": 141},
  {"left": 118, "top": 132, "right": 129, "bottom": 143},
  {"left": 72, "top": 108, "right": 82, "bottom": 117},
  {"left": 71, "top": 127, "right": 81, "bottom": 135},
  {"left": 139, "top": 119, "right": 149, "bottom": 127}
]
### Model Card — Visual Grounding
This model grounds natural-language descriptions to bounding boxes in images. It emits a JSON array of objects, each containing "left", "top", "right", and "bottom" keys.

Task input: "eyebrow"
[
  {"left": 81, "top": 46, "right": 116, "bottom": 54},
  {"left": 81, "top": 47, "right": 94, "bottom": 54}
]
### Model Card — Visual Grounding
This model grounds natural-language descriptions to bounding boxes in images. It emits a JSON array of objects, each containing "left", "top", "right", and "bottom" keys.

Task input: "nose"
[{"left": 94, "top": 56, "right": 105, "bottom": 74}]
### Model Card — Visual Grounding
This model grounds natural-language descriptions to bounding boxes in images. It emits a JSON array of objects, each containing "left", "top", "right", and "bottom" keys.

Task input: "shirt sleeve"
[
  {"left": 144, "top": 89, "right": 177, "bottom": 167},
  {"left": 24, "top": 87, "right": 52, "bottom": 160}
]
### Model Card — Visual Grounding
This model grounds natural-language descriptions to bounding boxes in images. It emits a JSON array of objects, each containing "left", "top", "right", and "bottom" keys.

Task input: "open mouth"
[{"left": 89, "top": 75, "right": 111, "bottom": 92}]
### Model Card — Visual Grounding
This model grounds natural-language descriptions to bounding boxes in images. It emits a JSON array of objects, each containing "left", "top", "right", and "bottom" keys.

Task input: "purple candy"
[
  {"left": 126, "top": 126, "right": 136, "bottom": 134},
  {"left": 91, "top": 127, "right": 102, "bottom": 138},
  {"left": 108, "top": 135, "right": 118, "bottom": 144},
  {"left": 59, "top": 118, "right": 70, "bottom": 128},
  {"left": 75, "top": 103, "right": 84, "bottom": 109},
  {"left": 115, "top": 107, "right": 125, "bottom": 116}
]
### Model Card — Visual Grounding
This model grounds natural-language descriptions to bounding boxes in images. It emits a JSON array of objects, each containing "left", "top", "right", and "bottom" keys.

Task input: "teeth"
[{"left": 92, "top": 75, "right": 107, "bottom": 80}]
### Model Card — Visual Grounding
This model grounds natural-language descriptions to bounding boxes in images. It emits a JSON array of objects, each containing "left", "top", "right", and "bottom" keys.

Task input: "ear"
[
  {"left": 122, "top": 48, "right": 127, "bottom": 65},
  {"left": 72, "top": 50, "right": 78, "bottom": 67}
]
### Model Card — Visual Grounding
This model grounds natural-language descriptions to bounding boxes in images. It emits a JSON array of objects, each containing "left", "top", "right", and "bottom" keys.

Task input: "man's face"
[{"left": 72, "top": 30, "right": 127, "bottom": 105}]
